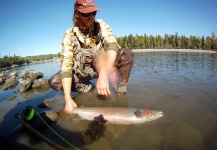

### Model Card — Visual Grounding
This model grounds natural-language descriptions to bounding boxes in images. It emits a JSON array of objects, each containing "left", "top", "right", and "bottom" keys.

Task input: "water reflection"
[{"left": 132, "top": 52, "right": 217, "bottom": 82}]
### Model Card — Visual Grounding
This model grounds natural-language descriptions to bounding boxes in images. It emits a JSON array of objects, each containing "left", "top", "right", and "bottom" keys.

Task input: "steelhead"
[{"left": 72, "top": 107, "right": 163, "bottom": 124}]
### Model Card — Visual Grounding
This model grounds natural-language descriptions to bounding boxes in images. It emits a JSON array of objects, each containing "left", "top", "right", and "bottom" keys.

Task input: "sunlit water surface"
[{"left": 0, "top": 51, "right": 217, "bottom": 150}]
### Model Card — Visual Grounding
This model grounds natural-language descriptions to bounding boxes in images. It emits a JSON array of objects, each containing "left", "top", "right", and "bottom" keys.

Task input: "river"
[{"left": 0, "top": 51, "right": 217, "bottom": 150}]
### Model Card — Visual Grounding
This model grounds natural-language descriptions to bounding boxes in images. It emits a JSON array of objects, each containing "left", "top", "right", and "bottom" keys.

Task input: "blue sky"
[{"left": 0, "top": 0, "right": 216, "bottom": 57}]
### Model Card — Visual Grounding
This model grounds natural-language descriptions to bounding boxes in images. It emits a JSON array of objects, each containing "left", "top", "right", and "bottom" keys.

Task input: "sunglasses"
[{"left": 79, "top": 11, "right": 97, "bottom": 17}]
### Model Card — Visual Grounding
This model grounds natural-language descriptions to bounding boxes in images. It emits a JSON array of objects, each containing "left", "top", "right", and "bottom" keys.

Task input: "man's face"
[{"left": 78, "top": 11, "right": 96, "bottom": 30}]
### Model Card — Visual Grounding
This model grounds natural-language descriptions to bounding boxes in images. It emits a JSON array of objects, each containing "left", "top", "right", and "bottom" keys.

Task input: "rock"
[
  {"left": 43, "top": 110, "right": 59, "bottom": 121},
  {"left": 19, "top": 79, "right": 32, "bottom": 93},
  {"left": 14, "top": 89, "right": 19, "bottom": 93},
  {"left": 6, "top": 96, "right": 17, "bottom": 101},
  {"left": 2, "top": 78, "right": 19, "bottom": 90},
  {"left": 20, "top": 90, "right": 35, "bottom": 100},
  {"left": 9, "top": 72, "right": 18, "bottom": 78},
  {"left": 0, "top": 72, "right": 6, "bottom": 85},
  {"left": 37, "top": 99, "right": 54, "bottom": 108},
  {"left": 43, "top": 99, "right": 54, "bottom": 106},
  {"left": 5, "top": 77, "right": 18, "bottom": 85},
  {"left": 10, "top": 64, "right": 18, "bottom": 68},
  {"left": 0, "top": 72, "right": 6, "bottom": 78},
  {"left": 154, "top": 70, "right": 159, "bottom": 74},
  {"left": 21, "top": 71, "right": 29, "bottom": 79},
  {"left": 0, "top": 77, "right": 5, "bottom": 84},
  {"left": 32, "top": 78, "right": 49, "bottom": 88},
  {"left": 28, "top": 70, "right": 43, "bottom": 81}
]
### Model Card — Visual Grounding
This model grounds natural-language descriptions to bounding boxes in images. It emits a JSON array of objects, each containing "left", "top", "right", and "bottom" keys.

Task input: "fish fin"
[
  {"left": 94, "top": 114, "right": 108, "bottom": 124},
  {"left": 134, "top": 109, "right": 143, "bottom": 118}
]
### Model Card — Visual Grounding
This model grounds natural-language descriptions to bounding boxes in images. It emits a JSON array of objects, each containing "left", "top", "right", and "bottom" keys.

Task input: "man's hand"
[
  {"left": 64, "top": 97, "right": 77, "bottom": 114},
  {"left": 62, "top": 77, "right": 77, "bottom": 114},
  {"left": 94, "top": 50, "right": 118, "bottom": 96},
  {"left": 96, "top": 73, "right": 111, "bottom": 96}
]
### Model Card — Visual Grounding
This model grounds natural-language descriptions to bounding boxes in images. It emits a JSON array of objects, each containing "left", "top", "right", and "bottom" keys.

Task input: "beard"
[{"left": 79, "top": 17, "right": 95, "bottom": 30}]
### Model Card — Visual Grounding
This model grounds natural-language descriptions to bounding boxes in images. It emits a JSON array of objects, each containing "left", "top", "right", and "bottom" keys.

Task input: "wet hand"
[
  {"left": 96, "top": 73, "right": 111, "bottom": 96},
  {"left": 64, "top": 98, "right": 77, "bottom": 114}
]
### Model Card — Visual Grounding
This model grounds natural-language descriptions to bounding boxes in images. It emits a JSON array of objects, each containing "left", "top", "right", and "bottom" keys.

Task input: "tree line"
[
  {"left": 0, "top": 53, "right": 60, "bottom": 69},
  {"left": 117, "top": 32, "right": 217, "bottom": 50}
]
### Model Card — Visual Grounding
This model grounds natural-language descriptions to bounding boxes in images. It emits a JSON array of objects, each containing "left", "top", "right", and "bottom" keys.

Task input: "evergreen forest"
[{"left": 117, "top": 32, "right": 217, "bottom": 50}]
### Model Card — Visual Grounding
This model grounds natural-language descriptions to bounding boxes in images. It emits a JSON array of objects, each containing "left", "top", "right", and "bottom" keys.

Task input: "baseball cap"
[{"left": 74, "top": 0, "right": 100, "bottom": 13}]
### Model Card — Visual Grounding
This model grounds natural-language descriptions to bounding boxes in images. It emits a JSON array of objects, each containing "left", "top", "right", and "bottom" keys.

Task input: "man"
[{"left": 57, "top": 0, "right": 133, "bottom": 113}]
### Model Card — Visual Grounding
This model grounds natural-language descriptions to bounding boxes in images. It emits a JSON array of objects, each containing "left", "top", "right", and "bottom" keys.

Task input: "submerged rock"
[
  {"left": 6, "top": 96, "right": 16, "bottom": 101},
  {"left": 14, "top": 89, "right": 19, "bottom": 93},
  {"left": 37, "top": 99, "right": 54, "bottom": 108}
]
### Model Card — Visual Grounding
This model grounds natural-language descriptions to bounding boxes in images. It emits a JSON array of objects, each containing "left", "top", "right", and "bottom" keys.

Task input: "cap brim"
[{"left": 78, "top": 6, "right": 100, "bottom": 13}]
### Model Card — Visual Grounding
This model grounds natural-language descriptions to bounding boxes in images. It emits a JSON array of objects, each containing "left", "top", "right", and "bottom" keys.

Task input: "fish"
[{"left": 72, "top": 107, "right": 163, "bottom": 124}]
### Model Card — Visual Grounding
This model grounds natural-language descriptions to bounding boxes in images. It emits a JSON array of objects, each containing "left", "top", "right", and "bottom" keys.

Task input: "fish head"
[{"left": 135, "top": 109, "right": 163, "bottom": 121}]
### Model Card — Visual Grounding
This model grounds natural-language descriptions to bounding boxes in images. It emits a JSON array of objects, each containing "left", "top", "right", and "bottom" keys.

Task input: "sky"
[{"left": 0, "top": 0, "right": 217, "bottom": 57}]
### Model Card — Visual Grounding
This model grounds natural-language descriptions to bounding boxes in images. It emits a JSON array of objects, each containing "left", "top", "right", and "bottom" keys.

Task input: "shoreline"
[
  {"left": 0, "top": 59, "right": 54, "bottom": 72},
  {"left": 132, "top": 49, "right": 217, "bottom": 53}
]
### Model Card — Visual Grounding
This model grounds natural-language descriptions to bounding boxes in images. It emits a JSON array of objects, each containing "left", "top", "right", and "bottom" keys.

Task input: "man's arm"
[
  {"left": 95, "top": 50, "right": 118, "bottom": 96},
  {"left": 62, "top": 77, "right": 77, "bottom": 113},
  {"left": 61, "top": 28, "right": 77, "bottom": 113},
  {"left": 95, "top": 19, "right": 120, "bottom": 96}
]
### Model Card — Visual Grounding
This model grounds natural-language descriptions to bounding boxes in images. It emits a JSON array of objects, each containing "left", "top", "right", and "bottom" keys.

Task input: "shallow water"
[{"left": 0, "top": 51, "right": 217, "bottom": 150}]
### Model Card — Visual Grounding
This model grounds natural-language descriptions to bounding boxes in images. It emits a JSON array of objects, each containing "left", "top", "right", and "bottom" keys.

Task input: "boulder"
[
  {"left": 28, "top": 70, "right": 43, "bottom": 81},
  {"left": 21, "top": 71, "right": 29, "bottom": 79},
  {"left": 0, "top": 72, "right": 6, "bottom": 78},
  {"left": 0, "top": 77, "right": 5, "bottom": 85},
  {"left": 19, "top": 79, "right": 32, "bottom": 93},
  {"left": 32, "top": 78, "right": 49, "bottom": 88},
  {"left": 0, "top": 72, "right": 6, "bottom": 85},
  {"left": 9, "top": 72, "right": 18, "bottom": 78},
  {"left": 2, "top": 78, "right": 19, "bottom": 90}
]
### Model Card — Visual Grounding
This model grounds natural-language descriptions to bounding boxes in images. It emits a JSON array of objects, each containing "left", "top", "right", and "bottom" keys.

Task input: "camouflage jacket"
[{"left": 61, "top": 19, "right": 120, "bottom": 78}]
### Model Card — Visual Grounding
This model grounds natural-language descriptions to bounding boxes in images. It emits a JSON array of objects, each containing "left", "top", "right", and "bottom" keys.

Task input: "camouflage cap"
[{"left": 74, "top": 0, "right": 100, "bottom": 13}]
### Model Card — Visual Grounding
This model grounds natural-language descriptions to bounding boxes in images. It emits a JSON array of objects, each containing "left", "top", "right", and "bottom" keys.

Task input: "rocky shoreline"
[
  {"left": 0, "top": 70, "right": 61, "bottom": 149},
  {"left": 0, "top": 70, "right": 49, "bottom": 92}
]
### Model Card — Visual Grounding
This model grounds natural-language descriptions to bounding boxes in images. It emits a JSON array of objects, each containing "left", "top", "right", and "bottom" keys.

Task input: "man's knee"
[{"left": 116, "top": 48, "right": 134, "bottom": 65}]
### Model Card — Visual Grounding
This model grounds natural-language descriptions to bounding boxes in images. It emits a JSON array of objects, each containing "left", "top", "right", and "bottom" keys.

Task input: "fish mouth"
[
  {"left": 156, "top": 111, "right": 163, "bottom": 117},
  {"left": 149, "top": 111, "right": 163, "bottom": 120}
]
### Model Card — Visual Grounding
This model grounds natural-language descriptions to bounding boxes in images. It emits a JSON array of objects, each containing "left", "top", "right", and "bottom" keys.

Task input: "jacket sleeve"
[
  {"left": 97, "top": 19, "right": 120, "bottom": 52},
  {"left": 60, "top": 28, "right": 74, "bottom": 79}
]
